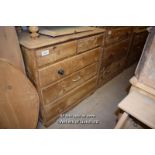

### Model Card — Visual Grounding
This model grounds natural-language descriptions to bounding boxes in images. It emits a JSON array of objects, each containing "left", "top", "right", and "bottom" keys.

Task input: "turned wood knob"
[{"left": 29, "top": 26, "right": 39, "bottom": 39}]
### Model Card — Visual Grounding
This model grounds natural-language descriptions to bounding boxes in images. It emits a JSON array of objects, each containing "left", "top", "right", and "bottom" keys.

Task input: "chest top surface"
[{"left": 18, "top": 27, "right": 105, "bottom": 49}]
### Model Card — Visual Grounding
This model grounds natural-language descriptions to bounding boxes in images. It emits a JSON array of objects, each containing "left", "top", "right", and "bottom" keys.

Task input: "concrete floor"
[{"left": 38, "top": 64, "right": 136, "bottom": 129}]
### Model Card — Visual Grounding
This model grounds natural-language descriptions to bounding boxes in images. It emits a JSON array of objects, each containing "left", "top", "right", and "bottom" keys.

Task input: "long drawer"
[
  {"left": 35, "top": 40, "right": 77, "bottom": 67},
  {"left": 77, "top": 34, "right": 103, "bottom": 53},
  {"left": 103, "top": 39, "right": 129, "bottom": 66},
  {"left": 38, "top": 47, "right": 100, "bottom": 87},
  {"left": 105, "top": 27, "right": 132, "bottom": 46},
  {"left": 42, "top": 63, "right": 98, "bottom": 105},
  {"left": 44, "top": 76, "right": 97, "bottom": 122}
]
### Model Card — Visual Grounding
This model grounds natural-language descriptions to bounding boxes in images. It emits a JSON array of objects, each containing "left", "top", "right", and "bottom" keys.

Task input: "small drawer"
[
  {"left": 42, "top": 63, "right": 98, "bottom": 105},
  {"left": 35, "top": 41, "right": 77, "bottom": 67},
  {"left": 105, "top": 27, "right": 132, "bottom": 45},
  {"left": 77, "top": 34, "right": 103, "bottom": 53},
  {"left": 44, "top": 76, "right": 97, "bottom": 122},
  {"left": 103, "top": 39, "right": 129, "bottom": 66},
  {"left": 38, "top": 47, "right": 100, "bottom": 87}
]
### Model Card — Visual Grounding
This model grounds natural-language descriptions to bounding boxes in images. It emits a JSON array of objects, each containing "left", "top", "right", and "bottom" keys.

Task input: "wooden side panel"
[
  {"left": 22, "top": 47, "right": 36, "bottom": 83},
  {"left": 38, "top": 47, "right": 100, "bottom": 87},
  {"left": 36, "top": 40, "right": 77, "bottom": 67},
  {"left": 105, "top": 27, "right": 132, "bottom": 46},
  {"left": 77, "top": 34, "right": 103, "bottom": 53},
  {"left": 44, "top": 76, "right": 97, "bottom": 123},
  {"left": 0, "top": 59, "right": 39, "bottom": 129},
  {"left": 42, "top": 63, "right": 98, "bottom": 105},
  {"left": 0, "top": 27, "right": 25, "bottom": 73}
]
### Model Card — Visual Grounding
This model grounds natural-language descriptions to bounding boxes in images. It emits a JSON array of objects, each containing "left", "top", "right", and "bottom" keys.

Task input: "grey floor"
[{"left": 38, "top": 64, "right": 136, "bottom": 129}]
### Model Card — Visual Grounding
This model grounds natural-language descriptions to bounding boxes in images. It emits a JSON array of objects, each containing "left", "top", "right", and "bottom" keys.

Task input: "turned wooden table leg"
[{"left": 115, "top": 112, "right": 129, "bottom": 129}]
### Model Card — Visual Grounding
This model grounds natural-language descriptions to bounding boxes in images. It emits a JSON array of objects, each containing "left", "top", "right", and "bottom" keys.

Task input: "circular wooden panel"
[{"left": 0, "top": 59, "right": 39, "bottom": 128}]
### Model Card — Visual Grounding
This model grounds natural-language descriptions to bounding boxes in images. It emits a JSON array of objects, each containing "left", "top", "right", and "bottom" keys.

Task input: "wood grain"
[
  {"left": 38, "top": 47, "right": 100, "bottom": 87},
  {"left": 118, "top": 87, "right": 155, "bottom": 129},
  {"left": 19, "top": 28, "right": 105, "bottom": 49},
  {"left": 42, "top": 63, "right": 98, "bottom": 105},
  {"left": 19, "top": 28, "right": 104, "bottom": 126},
  {"left": 105, "top": 27, "right": 132, "bottom": 46},
  {"left": 103, "top": 39, "right": 129, "bottom": 66},
  {"left": 35, "top": 40, "right": 77, "bottom": 67},
  {"left": 39, "top": 26, "right": 96, "bottom": 37},
  {"left": 44, "top": 76, "right": 97, "bottom": 123},
  {"left": 0, "top": 26, "right": 25, "bottom": 73},
  {"left": 77, "top": 34, "right": 103, "bottom": 53},
  {"left": 0, "top": 59, "right": 39, "bottom": 128}
]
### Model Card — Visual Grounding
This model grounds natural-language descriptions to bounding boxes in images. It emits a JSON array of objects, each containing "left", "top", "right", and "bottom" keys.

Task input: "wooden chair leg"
[{"left": 114, "top": 112, "right": 129, "bottom": 129}]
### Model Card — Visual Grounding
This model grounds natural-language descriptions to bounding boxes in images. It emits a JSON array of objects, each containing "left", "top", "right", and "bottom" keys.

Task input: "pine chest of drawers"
[
  {"left": 19, "top": 28, "right": 105, "bottom": 126},
  {"left": 98, "top": 27, "right": 132, "bottom": 86}
]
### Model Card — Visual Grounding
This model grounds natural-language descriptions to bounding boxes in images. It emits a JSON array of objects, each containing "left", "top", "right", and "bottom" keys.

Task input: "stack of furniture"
[
  {"left": 19, "top": 27, "right": 105, "bottom": 126},
  {"left": 115, "top": 27, "right": 155, "bottom": 129},
  {"left": 18, "top": 26, "right": 148, "bottom": 127}
]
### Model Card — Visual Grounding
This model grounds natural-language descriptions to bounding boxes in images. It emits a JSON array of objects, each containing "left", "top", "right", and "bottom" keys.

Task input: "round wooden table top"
[{"left": 0, "top": 59, "right": 39, "bottom": 128}]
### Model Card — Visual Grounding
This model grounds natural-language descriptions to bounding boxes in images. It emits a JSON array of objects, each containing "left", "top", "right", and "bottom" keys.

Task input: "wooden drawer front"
[
  {"left": 35, "top": 41, "right": 77, "bottom": 67},
  {"left": 99, "top": 58, "right": 126, "bottom": 84},
  {"left": 133, "top": 31, "right": 148, "bottom": 46},
  {"left": 77, "top": 34, "right": 103, "bottom": 53},
  {"left": 103, "top": 39, "right": 129, "bottom": 66},
  {"left": 42, "top": 63, "right": 98, "bottom": 105},
  {"left": 38, "top": 48, "right": 100, "bottom": 87},
  {"left": 105, "top": 27, "right": 132, "bottom": 45},
  {"left": 44, "top": 76, "right": 97, "bottom": 122}
]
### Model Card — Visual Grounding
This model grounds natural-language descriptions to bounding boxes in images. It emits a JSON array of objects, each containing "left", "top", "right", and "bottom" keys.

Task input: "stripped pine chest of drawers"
[
  {"left": 19, "top": 27, "right": 105, "bottom": 126},
  {"left": 98, "top": 27, "right": 133, "bottom": 86}
]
